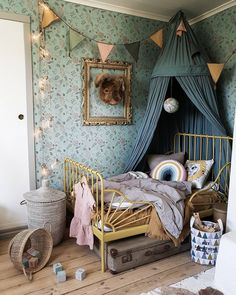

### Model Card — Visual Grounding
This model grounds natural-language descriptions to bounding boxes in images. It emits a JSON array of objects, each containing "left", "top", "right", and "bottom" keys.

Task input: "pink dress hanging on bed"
[{"left": 69, "top": 176, "right": 95, "bottom": 250}]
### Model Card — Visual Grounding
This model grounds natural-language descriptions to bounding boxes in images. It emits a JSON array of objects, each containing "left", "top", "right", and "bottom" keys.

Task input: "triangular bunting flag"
[
  {"left": 97, "top": 42, "right": 114, "bottom": 62},
  {"left": 41, "top": 6, "right": 59, "bottom": 29},
  {"left": 207, "top": 63, "right": 224, "bottom": 83},
  {"left": 69, "top": 28, "right": 85, "bottom": 52},
  {"left": 202, "top": 239, "right": 207, "bottom": 245},
  {"left": 214, "top": 240, "right": 219, "bottom": 246},
  {"left": 176, "top": 20, "right": 187, "bottom": 36},
  {"left": 202, "top": 252, "right": 207, "bottom": 259},
  {"left": 150, "top": 29, "right": 163, "bottom": 48},
  {"left": 124, "top": 42, "right": 140, "bottom": 62}
]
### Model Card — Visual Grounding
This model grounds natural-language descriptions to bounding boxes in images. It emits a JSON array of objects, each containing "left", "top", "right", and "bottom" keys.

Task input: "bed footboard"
[{"left": 64, "top": 158, "right": 153, "bottom": 272}]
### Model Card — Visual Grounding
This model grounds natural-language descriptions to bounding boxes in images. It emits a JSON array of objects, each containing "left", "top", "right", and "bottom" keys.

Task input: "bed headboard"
[{"left": 173, "top": 132, "right": 233, "bottom": 194}]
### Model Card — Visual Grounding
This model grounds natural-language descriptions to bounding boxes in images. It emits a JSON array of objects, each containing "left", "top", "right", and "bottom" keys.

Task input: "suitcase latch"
[{"left": 122, "top": 252, "right": 132, "bottom": 263}]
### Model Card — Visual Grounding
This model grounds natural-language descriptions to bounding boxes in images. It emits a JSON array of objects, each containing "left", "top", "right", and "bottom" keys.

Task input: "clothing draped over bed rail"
[{"left": 124, "top": 11, "right": 229, "bottom": 173}]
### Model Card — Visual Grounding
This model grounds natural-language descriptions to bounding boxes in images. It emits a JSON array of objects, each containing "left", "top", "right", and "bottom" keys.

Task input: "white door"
[{"left": 0, "top": 14, "right": 35, "bottom": 230}]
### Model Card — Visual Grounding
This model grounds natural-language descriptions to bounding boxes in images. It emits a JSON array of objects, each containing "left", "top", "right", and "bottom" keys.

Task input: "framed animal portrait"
[{"left": 82, "top": 58, "right": 132, "bottom": 125}]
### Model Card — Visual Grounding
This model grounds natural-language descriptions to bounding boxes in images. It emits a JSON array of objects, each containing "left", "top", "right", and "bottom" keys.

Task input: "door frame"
[{"left": 0, "top": 12, "right": 36, "bottom": 190}]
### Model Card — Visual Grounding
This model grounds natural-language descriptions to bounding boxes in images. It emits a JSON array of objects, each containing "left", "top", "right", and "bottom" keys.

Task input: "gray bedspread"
[{"left": 103, "top": 172, "right": 192, "bottom": 239}]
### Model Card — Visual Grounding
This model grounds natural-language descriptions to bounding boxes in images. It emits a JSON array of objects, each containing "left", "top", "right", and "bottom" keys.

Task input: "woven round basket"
[{"left": 8, "top": 228, "right": 53, "bottom": 280}]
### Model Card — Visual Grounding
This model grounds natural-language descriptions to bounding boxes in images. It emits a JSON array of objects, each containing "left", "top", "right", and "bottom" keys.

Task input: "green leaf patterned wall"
[
  {"left": 0, "top": 0, "right": 163, "bottom": 189},
  {"left": 193, "top": 6, "right": 236, "bottom": 136},
  {"left": 1, "top": 1, "right": 235, "bottom": 190}
]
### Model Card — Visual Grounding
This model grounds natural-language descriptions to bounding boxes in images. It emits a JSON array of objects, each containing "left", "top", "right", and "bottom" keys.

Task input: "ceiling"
[{"left": 65, "top": 0, "right": 236, "bottom": 23}]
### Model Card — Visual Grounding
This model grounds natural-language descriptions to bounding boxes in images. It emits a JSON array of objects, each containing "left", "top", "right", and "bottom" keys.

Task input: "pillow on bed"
[
  {"left": 147, "top": 152, "right": 185, "bottom": 171},
  {"left": 185, "top": 159, "right": 214, "bottom": 189},
  {"left": 150, "top": 159, "right": 187, "bottom": 181}
]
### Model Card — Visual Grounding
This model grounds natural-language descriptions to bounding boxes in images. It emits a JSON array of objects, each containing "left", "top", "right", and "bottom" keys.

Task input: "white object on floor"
[
  {"left": 140, "top": 268, "right": 215, "bottom": 295},
  {"left": 214, "top": 230, "right": 236, "bottom": 295},
  {"left": 75, "top": 268, "right": 86, "bottom": 280}
]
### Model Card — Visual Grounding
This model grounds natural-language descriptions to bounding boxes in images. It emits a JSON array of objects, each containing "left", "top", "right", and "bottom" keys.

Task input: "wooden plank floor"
[{"left": 0, "top": 236, "right": 209, "bottom": 295}]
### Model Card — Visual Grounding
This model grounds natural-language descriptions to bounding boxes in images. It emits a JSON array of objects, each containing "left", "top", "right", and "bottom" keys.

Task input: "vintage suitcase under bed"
[{"left": 94, "top": 235, "right": 190, "bottom": 274}]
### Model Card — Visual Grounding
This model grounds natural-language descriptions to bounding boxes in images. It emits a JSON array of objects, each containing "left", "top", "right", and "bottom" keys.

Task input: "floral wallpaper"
[
  {"left": 0, "top": 0, "right": 163, "bottom": 189},
  {"left": 193, "top": 6, "right": 236, "bottom": 136},
  {"left": 1, "top": 1, "right": 235, "bottom": 190}
]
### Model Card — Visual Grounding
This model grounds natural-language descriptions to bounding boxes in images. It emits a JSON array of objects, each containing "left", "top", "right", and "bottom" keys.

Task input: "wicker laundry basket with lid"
[{"left": 22, "top": 179, "right": 66, "bottom": 246}]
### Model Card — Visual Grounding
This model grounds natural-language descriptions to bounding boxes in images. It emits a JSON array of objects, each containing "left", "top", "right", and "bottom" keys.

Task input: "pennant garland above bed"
[
  {"left": 38, "top": 0, "right": 164, "bottom": 62},
  {"left": 38, "top": 0, "right": 235, "bottom": 78}
]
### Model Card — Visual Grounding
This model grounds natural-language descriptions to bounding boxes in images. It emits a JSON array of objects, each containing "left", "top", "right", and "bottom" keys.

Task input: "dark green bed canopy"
[{"left": 125, "top": 11, "right": 228, "bottom": 172}]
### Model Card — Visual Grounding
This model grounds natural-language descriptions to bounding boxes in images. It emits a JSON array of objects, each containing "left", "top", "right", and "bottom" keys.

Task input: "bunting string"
[
  {"left": 39, "top": 0, "right": 164, "bottom": 61},
  {"left": 38, "top": 1, "right": 235, "bottom": 67},
  {"left": 39, "top": 0, "right": 163, "bottom": 45},
  {"left": 225, "top": 48, "right": 236, "bottom": 65}
]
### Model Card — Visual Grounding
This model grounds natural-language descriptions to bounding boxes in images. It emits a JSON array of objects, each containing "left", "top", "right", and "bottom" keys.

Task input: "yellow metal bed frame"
[
  {"left": 173, "top": 133, "right": 232, "bottom": 217},
  {"left": 64, "top": 132, "right": 232, "bottom": 272}
]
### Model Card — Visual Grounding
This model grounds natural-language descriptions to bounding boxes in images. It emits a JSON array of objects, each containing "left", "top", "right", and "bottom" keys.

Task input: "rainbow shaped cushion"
[{"left": 151, "top": 160, "right": 186, "bottom": 181}]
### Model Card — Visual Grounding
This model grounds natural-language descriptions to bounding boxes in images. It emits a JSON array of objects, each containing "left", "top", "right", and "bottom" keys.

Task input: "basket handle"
[
  {"left": 190, "top": 216, "right": 195, "bottom": 228},
  {"left": 43, "top": 221, "right": 52, "bottom": 233},
  {"left": 23, "top": 266, "right": 33, "bottom": 281},
  {"left": 20, "top": 200, "right": 27, "bottom": 205},
  {"left": 217, "top": 219, "right": 224, "bottom": 233}
]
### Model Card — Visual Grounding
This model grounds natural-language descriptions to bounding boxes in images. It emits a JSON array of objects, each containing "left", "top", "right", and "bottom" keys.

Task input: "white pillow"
[{"left": 185, "top": 159, "right": 214, "bottom": 189}]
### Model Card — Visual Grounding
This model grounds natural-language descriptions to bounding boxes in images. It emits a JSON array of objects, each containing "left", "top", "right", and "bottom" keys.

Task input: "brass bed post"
[{"left": 96, "top": 171, "right": 106, "bottom": 272}]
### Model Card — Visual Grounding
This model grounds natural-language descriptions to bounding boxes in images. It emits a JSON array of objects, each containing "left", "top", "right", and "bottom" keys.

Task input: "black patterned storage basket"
[
  {"left": 21, "top": 179, "right": 66, "bottom": 246},
  {"left": 190, "top": 216, "right": 223, "bottom": 266}
]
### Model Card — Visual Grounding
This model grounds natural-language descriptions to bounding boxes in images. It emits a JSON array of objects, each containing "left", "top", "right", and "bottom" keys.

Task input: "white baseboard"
[{"left": 0, "top": 224, "right": 27, "bottom": 240}]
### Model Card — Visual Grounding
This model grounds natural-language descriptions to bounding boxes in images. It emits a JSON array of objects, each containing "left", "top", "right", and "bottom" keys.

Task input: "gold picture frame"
[{"left": 82, "top": 58, "right": 132, "bottom": 126}]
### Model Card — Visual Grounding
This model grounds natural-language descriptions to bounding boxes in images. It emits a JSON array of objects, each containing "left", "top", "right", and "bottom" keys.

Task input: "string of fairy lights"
[{"left": 33, "top": 1, "right": 60, "bottom": 179}]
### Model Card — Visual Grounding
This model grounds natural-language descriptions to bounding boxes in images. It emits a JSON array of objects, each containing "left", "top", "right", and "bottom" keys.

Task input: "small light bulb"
[
  {"left": 32, "top": 32, "right": 42, "bottom": 42},
  {"left": 34, "top": 127, "right": 43, "bottom": 138},
  {"left": 40, "top": 46, "right": 50, "bottom": 59},
  {"left": 41, "top": 164, "right": 49, "bottom": 177},
  {"left": 51, "top": 159, "right": 60, "bottom": 170},
  {"left": 39, "top": 76, "right": 48, "bottom": 92},
  {"left": 41, "top": 116, "right": 53, "bottom": 129}
]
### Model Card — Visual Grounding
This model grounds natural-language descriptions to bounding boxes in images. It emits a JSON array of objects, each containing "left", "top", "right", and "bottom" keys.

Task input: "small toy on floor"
[
  {"left": 75, "top": 268, "right": 86, "bottom": 281},
  {"left": 53, "top": 262, "right": 63, "bottom": 274},
  {"left": 27, "top": 248, "right": 41, "bottom": 258},
  {"left": 53, "top": 263, "right": 67, "bottom": 283},
  {"left": 29, "top": 257, "right": 39, "bottom": 268},
  {"left": 22, "top": 257, "right": 29, "bottom": 268},
  {"left": 56, "top": 270, "right": 67, "bottom": 283},
  {"left": 22, "top": 250, "right": 40, "bottom": 269}
]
